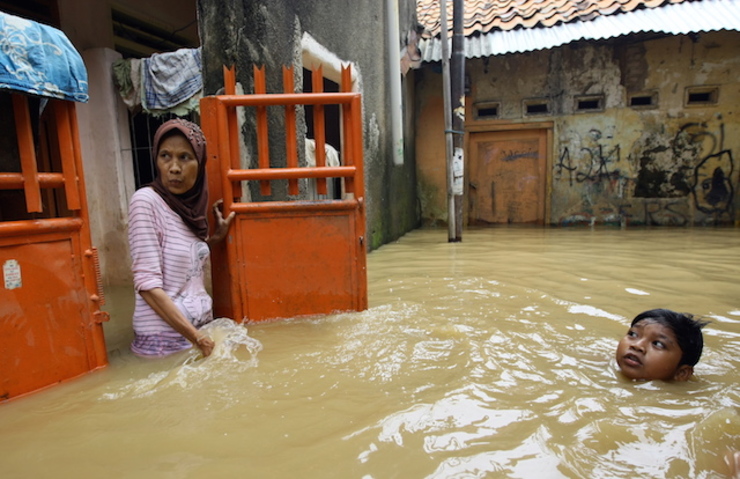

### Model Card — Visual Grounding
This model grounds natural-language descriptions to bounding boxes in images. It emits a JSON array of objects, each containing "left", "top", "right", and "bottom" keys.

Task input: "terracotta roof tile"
[{"left": 417, "top": 0, "right": 692, "bottom": 37}]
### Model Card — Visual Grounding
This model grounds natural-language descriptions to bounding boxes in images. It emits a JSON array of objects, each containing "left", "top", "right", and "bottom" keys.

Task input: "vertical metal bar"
[
  {"left": 65, "top": 100, "right": 109, "bottom": 368},
  {"left": 283, "top": 66, "right": 299, "bottom": 195},
  {"left": 53, "top": 101, "right": 82, "bottom": 211},
  {"left": 350, "top": 91, "right": 368, "bottom": 310},
  {"left": 224, "top": 66, "right": 242, "bottom": 199},
  {"left": 451, "top": 0, "right": 465, "bottom": 241},
  {"left": 440, "top": 0, "right": 457, "bottom": 242},
  {"left": 350, "top": 95, "right": 365, "bottom": 203},
  {"left": 216, "top": 97, "right": 245, "bottom": 321},
  {"left": 223, "top": 65, "right": 236, "bottom": 95},
  {"left": 311, "top": 66, "right": 327, "bottom": 195},
  {"left": 12, "top": 94, "right": 42, "bottom": 213},
  {"left": 341, "top": 65, "right": 354, "bottom": 196},
  {"left": 254, "top": 65, "right": 271, "bottom": 196}
]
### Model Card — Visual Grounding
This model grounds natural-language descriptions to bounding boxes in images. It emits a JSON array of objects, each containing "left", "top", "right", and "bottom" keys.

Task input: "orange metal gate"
[
  {"left": 0, "top": 95, "right": 108, "bottom": 401},
  {"left": 200, "top": 66, "right": 367, "bottom": 322}
]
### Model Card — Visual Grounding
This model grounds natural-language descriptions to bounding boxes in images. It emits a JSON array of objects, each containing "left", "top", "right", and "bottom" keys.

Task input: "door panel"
[
  {"left": 469, "top": 129, "right": 547, "bottom": 224},
  {"left": 0, "top": 235, "right": 91, "bottom": 399}
]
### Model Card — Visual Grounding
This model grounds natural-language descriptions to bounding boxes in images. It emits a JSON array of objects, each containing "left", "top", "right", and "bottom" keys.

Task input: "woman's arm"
[{"left": 139, "top": 288, "right": 215, "bottom": 357}]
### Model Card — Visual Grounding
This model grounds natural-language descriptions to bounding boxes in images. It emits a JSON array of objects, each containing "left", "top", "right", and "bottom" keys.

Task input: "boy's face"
[{"left": 616, "top": 319, "right": 693, "bottom": 381}]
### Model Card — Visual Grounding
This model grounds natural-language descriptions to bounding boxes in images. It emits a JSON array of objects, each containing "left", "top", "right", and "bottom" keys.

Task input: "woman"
[{"left": 127, "top": 119, "right": 234, "bottom": 357}]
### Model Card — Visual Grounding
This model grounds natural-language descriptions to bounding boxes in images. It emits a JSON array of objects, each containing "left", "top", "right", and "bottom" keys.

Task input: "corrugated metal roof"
[{"left": 419, "top": 0, "right": 740, "bottom": 61}]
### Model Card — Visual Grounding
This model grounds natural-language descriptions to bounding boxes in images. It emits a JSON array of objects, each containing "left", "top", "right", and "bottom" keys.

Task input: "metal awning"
[
  {"left": 0, "top": 11, "right": 88, "bottom": 102},
  {"left": 419, "top": 0, "right": 740, "bottom": 62}
]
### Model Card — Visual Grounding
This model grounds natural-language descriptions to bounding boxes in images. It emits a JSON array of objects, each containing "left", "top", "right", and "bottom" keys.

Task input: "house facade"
[
  {"left": 415, "top": 0, "right": 740, "bottom": 227},
  {"left": 0, "top": 0, "right": 421, "bottom": 286}
]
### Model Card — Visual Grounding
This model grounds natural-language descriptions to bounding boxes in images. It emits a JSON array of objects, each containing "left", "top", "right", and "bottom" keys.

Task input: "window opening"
[
  {"left": 685, "top": 86, "right": 719, "bottom": 106},
  {"left": 524, "top": 99, "right": 549, "bottom": 116},
  {"left": 629, "top": 91, "right": 658, "bottom": 108},
  {"left": 575, "top": 95, "right": 604, "bottom": 112},
  {"left": 474, "top": 101, "right": 500, "bottom": 119}
]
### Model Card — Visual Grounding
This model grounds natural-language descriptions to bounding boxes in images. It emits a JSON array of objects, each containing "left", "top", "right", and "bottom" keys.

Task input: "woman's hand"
[
  {"left": 194, "top": 334, "right": 216, "bottom": 357},
  {"left": 207, "top": 199, "right": 235, "bottom": 246},
  {"left": 139, "top": 288, "right": 215, "bottom": 357}
]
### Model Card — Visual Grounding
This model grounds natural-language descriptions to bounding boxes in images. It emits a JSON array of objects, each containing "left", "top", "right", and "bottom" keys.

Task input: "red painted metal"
[
  {"left": 200, "top": 65, "right": 367, "bottom": 322},
  {"left": 0, "top": 96, "right": 108, "bottom": 402}
]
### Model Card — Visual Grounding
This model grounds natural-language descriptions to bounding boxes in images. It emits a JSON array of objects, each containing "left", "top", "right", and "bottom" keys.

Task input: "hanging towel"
[
  {"left": 0, "top": 11, "right": 88, "bottom": 102},
  {"left": 141, "top": 47, "right": 201, "bottom": 110},
  {"left": 112, "top": 58, "right": 142, "bottom": 110}
]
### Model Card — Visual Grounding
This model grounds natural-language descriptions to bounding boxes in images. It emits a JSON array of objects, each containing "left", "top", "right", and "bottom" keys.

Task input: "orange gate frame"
[
  {"left": 0, "top": 95, "right": 108, "bottom": 402},
  {"left": 200, "top": 65, "right": 367, "bottom": 322}
]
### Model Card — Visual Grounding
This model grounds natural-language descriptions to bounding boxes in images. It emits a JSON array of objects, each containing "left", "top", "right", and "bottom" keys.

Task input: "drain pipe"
[{"left": 387, "top": 0, "right": 404, "bottom": 166}]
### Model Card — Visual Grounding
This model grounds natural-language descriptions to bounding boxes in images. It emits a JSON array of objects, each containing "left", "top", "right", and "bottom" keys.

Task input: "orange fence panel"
[
  {"left": 200, "top": 65, "right": 367, "bottom": 322},
  {"left": 1, "top": 97, "right": 107, "bottom": 402}
]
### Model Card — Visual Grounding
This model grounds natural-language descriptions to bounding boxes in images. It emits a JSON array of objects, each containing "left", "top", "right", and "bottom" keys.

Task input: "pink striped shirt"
[{"left": 127, "top": 187, "right": 213, "bottom": 356}]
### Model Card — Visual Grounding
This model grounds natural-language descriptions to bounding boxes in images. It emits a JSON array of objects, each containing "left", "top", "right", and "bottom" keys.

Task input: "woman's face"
[
  {"left": 156, "top": 133, "right": 199, "bottom": 195},
  {"left": 615, "top": 319, "right": 687, "bottom": 381}
]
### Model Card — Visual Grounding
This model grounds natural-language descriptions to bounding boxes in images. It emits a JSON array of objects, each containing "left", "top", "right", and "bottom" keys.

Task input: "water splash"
[{"left": 100, "top": 318, "right": 262, "bottom": 400}]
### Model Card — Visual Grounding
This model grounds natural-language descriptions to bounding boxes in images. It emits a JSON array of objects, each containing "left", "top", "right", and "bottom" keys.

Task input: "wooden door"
[{"left": 468, "top": 129, "right": 548, "bottom": 224}]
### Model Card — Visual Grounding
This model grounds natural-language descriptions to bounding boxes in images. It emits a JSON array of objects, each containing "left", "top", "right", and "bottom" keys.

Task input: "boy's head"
[{"left": 616, "top": 309, "right": 708, "bottom": 381}]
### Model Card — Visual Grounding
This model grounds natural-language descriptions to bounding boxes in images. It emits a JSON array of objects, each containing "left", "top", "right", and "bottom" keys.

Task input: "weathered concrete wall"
[
  {"left": 198, "top": 0, "right": 420, "bottom": 249},
  {"left": 416, "top": 31, "right": 740, "bottom": 226}
]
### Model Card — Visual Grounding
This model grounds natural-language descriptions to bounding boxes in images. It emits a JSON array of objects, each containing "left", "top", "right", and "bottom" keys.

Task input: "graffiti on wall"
[
  {"left": 675, "top": 122, "right": 735, "bottom": 216},
  {"left": 555, "top": 129, "right": 623, "bottom": 186},
  {"left": 556, "top": 120, "right": 736, "bottom": 225}
]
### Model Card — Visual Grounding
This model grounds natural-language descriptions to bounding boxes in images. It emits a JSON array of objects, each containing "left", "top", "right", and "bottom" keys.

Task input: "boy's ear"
[{"left": 673, "top": 365, "right": 694, "bottom": 381}]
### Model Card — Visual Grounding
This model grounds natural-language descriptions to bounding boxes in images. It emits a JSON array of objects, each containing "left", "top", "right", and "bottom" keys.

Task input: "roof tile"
[{"left": 417, "top": 0, "right": 692, "bottom": 37}]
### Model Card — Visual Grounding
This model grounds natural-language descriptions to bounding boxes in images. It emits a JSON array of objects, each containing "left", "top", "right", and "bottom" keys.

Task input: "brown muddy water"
[{"left": 1, "top": 226, "right": 739, "bottom": 478}]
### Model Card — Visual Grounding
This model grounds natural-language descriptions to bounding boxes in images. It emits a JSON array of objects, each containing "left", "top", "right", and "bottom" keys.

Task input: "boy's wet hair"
[{"left": 631, "top": 309, "right": 709, "bottom": 367}]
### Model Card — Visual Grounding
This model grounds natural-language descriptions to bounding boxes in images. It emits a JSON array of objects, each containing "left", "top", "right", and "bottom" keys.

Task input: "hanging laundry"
[
  {"left": 141, "top": 47, "right": 202, "bottom": 110},
  {"left": 112, "top": 57, "right": 141, "bottom": 110}
]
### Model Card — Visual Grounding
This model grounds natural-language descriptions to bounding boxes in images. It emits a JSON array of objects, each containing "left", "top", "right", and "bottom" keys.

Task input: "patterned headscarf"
[{"left": 149, "top": 119, "right": 209, "bottom": 240}]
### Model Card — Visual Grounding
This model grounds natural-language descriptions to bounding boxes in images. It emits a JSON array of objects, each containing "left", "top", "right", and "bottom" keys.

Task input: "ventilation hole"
[
  {"left": 478, "top": 107, "right": 498, "bottom": 117},
  {"left": 526, "top": 103, "right": 548, "bottom": 114},
  {"left": 630, "top": 96, "right": 653, "bottom": 106},
  {"left": 685, "top": 86, "right": 719, "bottom": 106}
]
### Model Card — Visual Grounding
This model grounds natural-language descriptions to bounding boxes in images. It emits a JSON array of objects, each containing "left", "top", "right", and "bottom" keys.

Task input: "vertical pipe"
[
  {"left": 439, "top": 0, "right": 456, "bottom": 241},
  {"left": 450, "top": 0, "right": 465, "bottom": 241},
  {"left": 386, "top": 0, "right": 404, "bottom": 166}
]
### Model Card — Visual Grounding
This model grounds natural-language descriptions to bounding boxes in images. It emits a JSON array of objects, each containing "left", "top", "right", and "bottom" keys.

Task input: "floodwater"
[{"left": 1, "top": 226, "right": 739, "bottom": 478}]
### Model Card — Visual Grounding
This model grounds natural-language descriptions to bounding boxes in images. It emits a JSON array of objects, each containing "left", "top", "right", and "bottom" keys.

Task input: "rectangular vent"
[
  {"left": 474, "top": 101, "right": 500, "bottom": 119},
  {"left": 628, "top": 91, "right": 658, "bottom": 109},
  {"left": 685, "top": 86, "right": 719, "bottom": 106},
  {"left": 524, "top": 99, "right": 549, "bottom": 115},
  {"left": 575, "top": 95, "right": 604, "bottom": 112}
]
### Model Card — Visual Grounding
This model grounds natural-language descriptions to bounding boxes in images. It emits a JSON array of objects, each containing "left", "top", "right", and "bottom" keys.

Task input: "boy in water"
[{"left": 616, "top": 308, "right": 708, "bottom": 381}]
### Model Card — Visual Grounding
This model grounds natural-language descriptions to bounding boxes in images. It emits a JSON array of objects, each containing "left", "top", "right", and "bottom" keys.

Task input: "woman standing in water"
[{"left": 128, "top": 119, "right": 234, "bottom": 358}]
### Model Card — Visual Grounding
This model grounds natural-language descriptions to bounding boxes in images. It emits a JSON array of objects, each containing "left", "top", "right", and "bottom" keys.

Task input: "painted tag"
[
  {"left": 452, "top": 147, "right": 464, "bottom": 195},
  {"left": 3, "top": 259, "right": 22, "bottom": 290}
]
